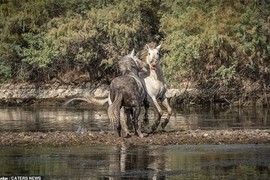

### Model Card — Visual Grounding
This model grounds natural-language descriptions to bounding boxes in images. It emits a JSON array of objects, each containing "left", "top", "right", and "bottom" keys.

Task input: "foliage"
[
  {"left": 0, "top": 0, "right": 269, "bottom": 86},
  {"left": 0, "top": 61, "right": 11, "bottom": 81},
  {"left": 0, "top": 0, "right": 161, "bottom": 82},
  {"left": 160, "top": 0, "right": 270, "bottom": 86}
]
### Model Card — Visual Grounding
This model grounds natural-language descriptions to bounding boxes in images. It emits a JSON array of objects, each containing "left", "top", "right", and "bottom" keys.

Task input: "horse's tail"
[
  {"left": 87, "top": 97, "right": 108, "bottom": 106},
  {"left": 63, "top": 97, "right": 108, "bottom": 106},
  {"left": 107, "top": 93, "right": 122, "bottom": 125}
]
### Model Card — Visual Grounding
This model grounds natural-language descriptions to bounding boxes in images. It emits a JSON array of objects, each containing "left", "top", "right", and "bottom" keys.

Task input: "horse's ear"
[
  {"left": 146, "top": 44, "right": 150, "bottom": 50},
  {"left": 156, "top": 44, "right": 161, "bottom": 51},
  {"left": 130, "top": 49, "right": 135, "bottom": 57}
]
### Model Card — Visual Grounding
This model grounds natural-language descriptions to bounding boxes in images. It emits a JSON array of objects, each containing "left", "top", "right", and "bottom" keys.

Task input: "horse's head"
[
  {"left": 119, "top": 49, "right": 149, "bottom": 76},
  {"left": 143, "top": 42, "right": 161, "bottom": 71},
  {"left": 129, "top": 49, "right": 150, "bottom": 74}
]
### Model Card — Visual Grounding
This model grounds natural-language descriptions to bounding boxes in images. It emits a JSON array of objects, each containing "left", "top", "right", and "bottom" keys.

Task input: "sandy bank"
[{"left": 1, "top": 129, "right": 270, "bottom": 147}]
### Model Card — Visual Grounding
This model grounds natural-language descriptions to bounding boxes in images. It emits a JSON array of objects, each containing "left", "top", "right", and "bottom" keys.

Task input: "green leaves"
[
  {"left": 0, "top": 0, "right": 269, "bottom": 84},
  {"left": 15, "top": 33, "right": 61, "bottom": 68},
  {"left": 0, "top": 0, "right": 163, "bottom": 82},
  {"left": 0, "top": 61, "right": 12, "bottom": 81},
  {"left": 160, "top": 0, "right": 270, "bottom": 86}
]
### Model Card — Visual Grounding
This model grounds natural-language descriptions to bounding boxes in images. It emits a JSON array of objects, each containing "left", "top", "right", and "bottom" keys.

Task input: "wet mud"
[{"left": 1, "top": 129, "right": 270, "bottom": 147}]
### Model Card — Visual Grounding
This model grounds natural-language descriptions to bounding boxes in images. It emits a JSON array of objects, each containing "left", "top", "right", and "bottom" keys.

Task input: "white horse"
[{"left": 140, "top": 42, "right": 172, "bottom": 133}]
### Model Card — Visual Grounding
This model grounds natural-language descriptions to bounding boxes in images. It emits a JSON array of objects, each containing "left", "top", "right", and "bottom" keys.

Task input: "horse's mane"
[
  {"left": 140, "top": 42, "right": 157, "bottom": 62},
  {"left": 118, "top": 55, "right": 134, "bottom": 75}
]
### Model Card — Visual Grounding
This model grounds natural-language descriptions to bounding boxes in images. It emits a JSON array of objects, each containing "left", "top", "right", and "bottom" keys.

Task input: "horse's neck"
[
  {"left": 129, "top": 68, "right": 139, "bottom": 77},
  {"left": 127, "top": 72, "right": 144, "bottom": 91},
  {"left": 127, "top": 70, "right": 142, "bottom": 82},
  {"left": 150, "top": 65, "right": 165, "bottom": 83}
]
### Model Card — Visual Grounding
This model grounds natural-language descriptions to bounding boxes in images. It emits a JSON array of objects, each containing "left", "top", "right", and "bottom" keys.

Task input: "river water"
[
  {"left": 0, "top": 106, "right": 269, "bottom": 179},
  {"left": 0, "top": 106, "right": 269, "bottom": 132}
]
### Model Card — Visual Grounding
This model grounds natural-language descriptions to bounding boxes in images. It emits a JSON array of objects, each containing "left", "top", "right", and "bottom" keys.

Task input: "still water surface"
[
  {"left": 0, "top": 144, "right": 269, "bottom": 179},
  {"left": 0, "top": 106, "right": 269, "bottom": 132},
  {"left": 0, "top": 106, "right": 269, "bottom": 179}
]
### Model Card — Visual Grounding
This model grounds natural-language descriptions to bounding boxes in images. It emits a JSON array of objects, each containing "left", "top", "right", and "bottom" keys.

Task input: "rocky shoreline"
[
  {"left": 0, "top": 82, "right": 268, "bottom": 107},
  {"left": 0, "top": 83, "right": 109, "bottom": 106},
  {"left": 1, "top": 129, "right": 270, "bottom": 147},
  {"left": 0, "top": 82, "right": 185, "bottom": 108}
]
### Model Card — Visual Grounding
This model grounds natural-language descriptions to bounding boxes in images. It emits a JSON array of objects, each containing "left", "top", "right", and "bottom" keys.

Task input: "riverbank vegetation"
[{"left": 1, "top": 0, "right": 269, "bottom": 106}]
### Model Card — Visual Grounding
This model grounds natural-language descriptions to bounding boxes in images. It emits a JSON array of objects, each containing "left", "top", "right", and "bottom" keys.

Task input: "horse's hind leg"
[
  {"left": 161, "top": 97, "right": 172, "bottom": 129},
  {"left": 150, "top": 97, "right": 163, "bottom": 133},
  {"left": 143, "top": 98, "right": 150, "bottom": 125},
  {"left": 124, "top": 108, "right": 133, "bottom": 131},
  {"left": 132, "top": 106, "right": 144, "bottom": 138},
  {"left": 117, "top": 118, "right": 122, "bottom": 137},
  {"left": 119, "top": 107, "right": 131, "bottom": 138}
]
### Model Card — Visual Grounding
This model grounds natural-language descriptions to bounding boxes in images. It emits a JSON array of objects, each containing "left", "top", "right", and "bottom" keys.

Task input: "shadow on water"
[{"left": 0, "top": 144, "right": 270, "bottom": 179}]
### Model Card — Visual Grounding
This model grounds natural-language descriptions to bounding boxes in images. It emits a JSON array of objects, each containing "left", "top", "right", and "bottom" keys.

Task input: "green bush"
[
  {"left": 0, "top": 0, "right": 269, "bottom": 85},
  {"left": 0, "top": 0, "right": 161, "bottom": 82},
  {"left": 0, "top": 61, "right": 12, "bottom": 81},
  {"left": 160, "top": 0, "right": 270, "bottom": 86}
]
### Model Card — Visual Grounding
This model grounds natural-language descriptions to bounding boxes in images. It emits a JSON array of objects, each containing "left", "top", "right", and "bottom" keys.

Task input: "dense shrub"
[
  {"left": 0, "top": 0, "right": 161, "bottom": 82},
  {"left": 0, "top": 0, "right": 269, "bottom": 87},
  {"left": 160, "top": 0, "right": 270, "bottom": 86}
]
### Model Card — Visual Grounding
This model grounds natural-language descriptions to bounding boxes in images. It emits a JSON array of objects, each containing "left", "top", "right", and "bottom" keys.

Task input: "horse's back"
[{"left": 110, "top": 75, "right": 145, "bottom": 107}]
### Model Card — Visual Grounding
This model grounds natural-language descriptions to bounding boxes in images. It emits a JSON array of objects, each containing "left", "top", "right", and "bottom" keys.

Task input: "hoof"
[
  {"left": 136, "top": 131, "right": 144, "bottom": 138},
  {"left": 142, "top": 126, "right": 151, "bottom": 134},
  {"left": 161, "top": 119, "right": 169, "bottom": 129},
  {"left": 160, "top": 129, "right": 167, "bottom": 133},
  {"left": 143, "top": 118, "right": 149, "bottom": 126},
  {"left": 138, "top": 133, "right": 144, "bottom": 138},
  {"left": 124, "top": 133, "right": 132, "bottom": 138},
  {"left": 151, "top": 124, "right": 158, "bottom": 133}
]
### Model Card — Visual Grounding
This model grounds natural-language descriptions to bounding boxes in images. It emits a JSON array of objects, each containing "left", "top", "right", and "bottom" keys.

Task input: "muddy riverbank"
[{"left": 1, "top": 129, "right": 270, "bottom": 147}]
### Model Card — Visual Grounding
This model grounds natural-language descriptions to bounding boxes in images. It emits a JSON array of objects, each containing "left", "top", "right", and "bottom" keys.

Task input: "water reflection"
[
  {"left": 0, "top": 144, "right": 269, "bottom": 179},
  {"left": 170, "top": 107, "right": 270, "bottom": 130},
  {"left": 0, "top": 106, "right": 269, "bottom": 132},
  {"left": 111, "top": 144, "right": 168, "bottom": 179},
  {"left": 0, "top": 107, "right": 110, "bottom": 132}
]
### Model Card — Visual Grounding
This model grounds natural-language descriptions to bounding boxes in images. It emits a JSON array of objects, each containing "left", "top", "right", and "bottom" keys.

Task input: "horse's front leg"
[
  {"left": 160, "top": 97, "right": 172, "bottom": 129},
  {"left": 132, "top": 106, "right": 144, "bottom": 138},
  {"left": 150, "top": 96, "right": 163, "bottom": 133}
]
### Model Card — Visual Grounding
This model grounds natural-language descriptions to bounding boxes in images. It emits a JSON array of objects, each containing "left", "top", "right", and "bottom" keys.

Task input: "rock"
[
  {"left": 23, "top": 135, "right": 32, "bottom": 141},
  {"left": 93, "top": 86, "right": 109, "bottom": 98},
  {"left": 202, "top": 133, "right": 209, "bottom": 138},
  {"left": 166, "top": 89, "right": 182, "bottom": 98}
]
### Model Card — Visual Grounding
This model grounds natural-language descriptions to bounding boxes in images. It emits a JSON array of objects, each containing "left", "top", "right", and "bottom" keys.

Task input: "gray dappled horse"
[
  {"left": 108, "top": 50, "right": 149, "bottom": 137},
  {"left": 64, "top": 50, "right": 149, "bottom": 138},
  {"left": 140, "top": 42, "right": 172, "bottom": 133}
]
